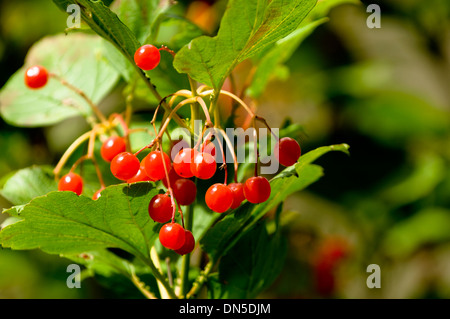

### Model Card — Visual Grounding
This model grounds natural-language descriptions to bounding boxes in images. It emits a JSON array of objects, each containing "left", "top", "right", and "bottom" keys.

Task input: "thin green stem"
[
  {"left": 180, "top": 203, "right": 194, "bottom": 298},
  {"left": 186, "top": 260, "right": 214, "bottom": 299},
  {"left": 143, "top": 249, "right": 178, "bottom": 299}
]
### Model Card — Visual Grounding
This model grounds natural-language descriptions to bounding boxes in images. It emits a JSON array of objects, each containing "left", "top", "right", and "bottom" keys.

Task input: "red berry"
[
  {"left": 162, "top": 166, "right": 182, "bottom": 188},
  {"left": 191, "top": 152, "right": 216, "bottom": 180},
  {"left": 169, "top": 139, "right": 190, "bottom": 161},
  {"left": 173, "top": 148, "right": 195, "bottom": 178},
  {"left": 243, "top": 176, "right": 271, "bottom": 204},
  {"left": 205, "top": 183, "right": 233, "bottom": 213},
  {"left": 127, "top": 165, "right": 153, "bottom": 183},
  {"left": 110, "top": 152, "right": 140, "bottom": 181},
  {"left": 134, "top": 44, "right": 161, "bottom": 71},
  {"left": 172, "top": 179, "right": 197, "bottom": 206},
  {"left": 144, "top": 150, "right": 172, "bottom": 181},
  {"left": 101, "top": 136, "right": 127, "bottom": 162},
  {"left": 159, "top": 222, "right": 185, "bottom": 250},
  {"left": 275, "top": 137, "right": 301, "bottom": 167},
  {"left": 92, "top": 189, "right": 103, "bottom": 200},
  {"left": 148, "top": 194, "right": 173, "bottom": 223},
  {"left": 25, "top": 65, "right": 48, "bottom": 89},
  {"left": 228, "top": 182, "right": 245, "bottom": 209},
  {"left": 174, "top": 230, "right": 195, "bottom": 256},
  {"left": 58, "top": 172, "right": 83, "bottom": 195},
  {"left": 201, "top": 141, "right": 216, "bottom": 157}
]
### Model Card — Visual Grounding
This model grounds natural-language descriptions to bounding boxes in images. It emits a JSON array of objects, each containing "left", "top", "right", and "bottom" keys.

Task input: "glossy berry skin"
[
  {"left": 159, "top": 222, "right": 185, "bottom": 250},
  {"left": 205, "top": 183, "right": 233, "bottom": 213},
  {"left": 162, "top": 167, "right": 182, "bottom": 188},
  {"left": 173, "top": 148, "right": 195, "bottom": 178},
  {"left": 110, "top": 152, "right": 140, "bottom": 181},
  {"left": 127, "top": 165, "right": 153, "bottom": 183},
  {"left": 174, "top": 230, "right": 195, "bottom": 256},
  {"left": 172, "top": 178, "right": 197, "bottom": 206},
  {"left": 191, "top": 152, "right": 216, "bottom": 180},
  {"left": 58, "top": 172, "right": 83, "bottom": 196},
  {"left": 228, "top": 183, "right": 245, "bottom": 209},
  {"left": 243, "top": 176, "right": 271, "bottom": 204},
  {"left": 148, "top": 194, "right": 173, "bottom": 223},
  {"left": 201, "top": 141, "right": 216, "bottom": 157},
  {"left": 275, "top": 137, "right": 301, "bottom": 167},
  {"left": 144, "top": 151, "right": 172, "bottom": 181},
  {"left": 134, "top": 44, "right": 161, "bottom": 71},
  {"left": 101, "top": 136, "right": 126, "bottom": 162},
  {"left": 25, "top": 65, "right": 48, "bottom": 89}
]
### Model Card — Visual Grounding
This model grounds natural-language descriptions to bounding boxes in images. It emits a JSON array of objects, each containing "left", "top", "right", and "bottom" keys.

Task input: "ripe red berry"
[
  {"left": 173, "top": 148, "right": 195, "bottom": 178},
  {"left": 134, "top": 44, "right": 161, "bottom": 71},
  {"left": 101, "top": 136, "right": 127, "bottom": 162},
  {"left": 191, "top": 152, "right": 216, "bottom": 180},
  {"left": 243, "top": 176, "right": 271, "bottom": 204},
  {"left": 110, "top": 152, "right": 140, "bottom": 181},
  {"left": 144, "top": 150, "right": 172, "bottom": 181},
  {"left": 201, "top": 141, "right": 216, "bottom": 157},
  {"left": 205, "top": 183, "right": 233, "bottom": 213},
  {"left": 148, "top": 194, "right": 173, "bottom": 223},
  {"left": 24, "top": 65, "right": 48, "bottom": 89},
  {"left": 169, "top": 139, "right": 190, "bottom": 161},
  {"left": 275, "top": 137, "right": 301, "bottom": 167},
  {"left": 159, "top": 222, "right": 185, "bottom": 250},
  {"left": 174, "top": 230, "right": 195, "bottom": 256},
  {"left": 58, "top": 172, "right": 83, "bottom": 196},
  {"left": 127, "top": 165, "right": 153, "bottom": 183},
  {"left": 227, "top": 182, "right": 245, "bottom": 209},
  {"left": 162, "top": 166, "right": 182, "bottom": 188},
  {"left": 172, "top": 178, "right": 197, "bottom": 206}
]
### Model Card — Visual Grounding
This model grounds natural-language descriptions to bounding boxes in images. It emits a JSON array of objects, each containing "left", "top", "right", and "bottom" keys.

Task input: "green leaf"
[
  {"left": 208, "top": 220, "right": 287, "bottom": 298},
  {"left": 53, "top": 0, "right": 140, "bottom": 65},
  {"left": 247, "top": 18, "right": 328, "bottom": 98},
  {"left": 0, "top": 34, "right": 119, "bottom": 126},
  {"left": 112, "top": 0, "right": 174, "bottom": 44},
  {"left": 0, "top": 166, "right": 57, "bottom": 206},
  {"left": 382, "top": 208, "right": 450, "bottom": 258},
  {"left": 173, "top": 0, "right": 317, "bottom": 90},
  {"left": 0, "top": 183, "right": 161, "bottom": 260},
  {"left": 201, "top": 143, "right": 350, "bottom": 262}
]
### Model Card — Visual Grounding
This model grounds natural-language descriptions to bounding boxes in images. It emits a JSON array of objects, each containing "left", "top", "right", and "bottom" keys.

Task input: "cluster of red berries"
[{"left": 24, "top": 43, "right": 302, "bottom": 256}]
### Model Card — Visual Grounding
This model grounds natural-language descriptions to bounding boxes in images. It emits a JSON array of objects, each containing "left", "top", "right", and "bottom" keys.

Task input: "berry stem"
[
  {"left": 252, "top": 117, "right": 259, "bottom": 177},
  {"left": 213, "top": 129, "right": 228, "bottom": 185},
  {"left": 49, "top": 73, "right": 107, "bottom": 124},
  {"left": 53, "top": 130, "right": 92, "bottom": 178},
  {"left": 180, "top": 203, "right": 193, "bottom": 298},
  {"left": 218, "top": 128, "right": 239, "bottom": 183}
]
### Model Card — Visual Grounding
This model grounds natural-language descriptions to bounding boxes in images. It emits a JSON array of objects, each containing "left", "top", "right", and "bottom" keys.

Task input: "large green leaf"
[
  {"left": 53, "top": 0, "right": 140, "bottom": 64},
  {"left": 0, "top": 183, "right": 161, "bottom": 260},
  {"left": 382, "top": 208, "right": 450, "bottom": 258},
  {"left": 201, "top": 143, "right": 350, "bottom": 262},
  {"left": 247, "top": 18, "right": 328, "bottom": 98},
  {"left": 173, "top": 0, "right": 317, "bottom": 90},
  {"left": 0, "top": 166, "right": 57, "bottom": 206},
  {"left": 0, "top": 34, "right": 119, "bottom": 126},
  {"left": 208, "top": 220, "right": 287, "bottom": 298}
]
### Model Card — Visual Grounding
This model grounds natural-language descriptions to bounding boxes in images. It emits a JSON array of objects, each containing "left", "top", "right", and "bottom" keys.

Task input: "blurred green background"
[{"left": 0, "top": 0, "right": 449, "bottom": 298}]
